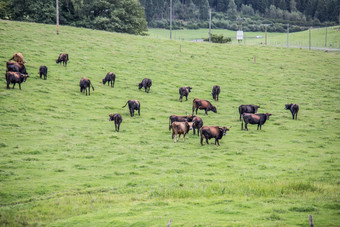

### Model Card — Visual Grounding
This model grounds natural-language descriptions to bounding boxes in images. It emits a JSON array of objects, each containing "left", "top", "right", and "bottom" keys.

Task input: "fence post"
[
  {"left": 309, "top": 215, "right": 314, "bottom": 227},
  {"left": 325, "top": 27, "right": 328, "bottom": 49},
  {"left": 309, "top": 27, "right": 311, "bottom": 50},
  {"left": 287, "top": 23, "right": 289, "bottom": 48}
]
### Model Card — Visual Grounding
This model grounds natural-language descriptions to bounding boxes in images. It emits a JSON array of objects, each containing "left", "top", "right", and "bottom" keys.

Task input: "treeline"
[
  {"left": 140, "top": 0, "right": 339, "bottom": 31},
  {"left": 0, "top": 0, "right": 148, "bottom": 35}
]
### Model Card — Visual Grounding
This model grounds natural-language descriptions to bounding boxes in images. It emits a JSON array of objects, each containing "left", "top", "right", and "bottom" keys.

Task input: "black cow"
[
  {"left": 212, "top": 85, "right": 220, "bottom": 101},
  {"left": 6, "top": 61, "right": 28, "bottom": 74},
  {"left": 80, "top": 77, "right": 94, "bottom": 96},
  {"left": 102, "top": 72, "right": 116, "bottom": 87},
  {"left": 285, "top": 103, "right": 299, "bottom": 120},
  {"left": 192, "top": 116, "right": 203, "bottom": 136},
  {"left": 122, "top": 100, "right": 140, "bottom": 117},
  {"left": 179, "top": 87, "right": 192, "bottom": 102},
  {"left": 238, "top": 105, "right": 260, "bottom": 121},
  {"left": 192, "top": 98, "right": 217, "bottom": 115},
  {"left": 138, "top": 78, "right": 152, "bottom": 93},
  {"left": 241, "top": 113, "right": 272, "bottom": 131},
  {"left": 169, "top": 114, "right": 194, "bottom": 131},
  {"left": 5, "top": 71, "right": 29, "bottom": 90},
  {"left": 39, "top": 66, "right": 48, "bottom": 80},
  {"left": 56, "top": 53, "right": 69, "bottom": 67},
  {"left": 200, "top": 126, "right": 231, "bottom": 146},
  {"left": 109, "top": 113, "right": 123, "bottom": 132}
]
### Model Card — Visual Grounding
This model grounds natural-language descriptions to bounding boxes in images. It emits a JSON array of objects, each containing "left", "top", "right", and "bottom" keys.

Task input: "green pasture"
[
  {"left": 0, "top": 20, "right": 339, "bottom": 226},
  {"left": 148, "top": 27, "right": 340, "bottom": 49}
]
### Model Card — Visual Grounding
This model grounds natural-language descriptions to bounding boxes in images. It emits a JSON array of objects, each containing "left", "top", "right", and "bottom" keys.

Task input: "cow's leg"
[
  {"left": 245, "top": 123, "right": 248, "bottom": 131},
  {"left": 183, "top": 134, "right": 186, "bottom": 142},
  {"left": 44, "top": 74, "right": 47, "bottom": 80},
  {"left": 172, "top": 131, "right": 174, "bottom": 139},
  {"left": 18, "top": 83, "right": 21, "bottom": 90},
  {"left": 130, "top": 109, "right": 133, "bottom": 117},
  {"left": 138, "top": 108, "right": 140, "bottom": 116},
  {"left": 197, "top": 127, "right": 200, "bottom": 136},
  {"left": 88, "top": 87, "right": 90, "bottom": 96},
  {"left": 174, "top": 134, "right": 177, "bottom": 143},
  {"left": 196, "top": 108, "right": 198, "bottom": 115},
  {"left": 12, "top": 83, "right": 15, "bottom": 89},
  {"left": 295, "top": 112, "right": 298, "bottom": 120},
  {"left": 185, "top": 95, "right": 188, "bottom": 101},
  {"left": 193, "top": 127, "right": 196, "bottom": 135},
  {"left": 206, "top": 137, "right": 209, "bottom": 144},
  {"left": 205, "top": 109, "right": 208, "bottom": 115},
  {"left": 257, "top": 124, "right": 260, "bottom": 130},
  {"left": 200, "top": 135, "right": 204, "bottom": 146},
  {"left": 179, "top": 95, "right": 182, "bottom": 102},
  {"left": 118, "top": 123, "right": 120, "bottom": 132},
  {"left": 40, "top": 73, "right": 42, "bottom": 78},
  {"left": 6, "top": 81, "right": 10, "bottom": 89},
  {"left": 291, "top": 111, "right": 294, "bottom": 119}
]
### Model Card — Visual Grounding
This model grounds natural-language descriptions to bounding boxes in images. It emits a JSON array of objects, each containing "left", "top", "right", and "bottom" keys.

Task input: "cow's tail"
[
  {"left": 8, "top": 57, "right": 14, "bottom": 61},
  {"left": 90, "top": 81, "right": 94, "bottom": 91},
  {"left": 122, "top": 101, "right": 128, "bottom": 108},
  {"left": 192, "top": 99, "right": 197, "bottom": 114},
  {"left": 66, "top": 54, "right": 69, "bottom": 61},
  {"left": 169, "top": 117, "right": 171, "bottom": 131}
]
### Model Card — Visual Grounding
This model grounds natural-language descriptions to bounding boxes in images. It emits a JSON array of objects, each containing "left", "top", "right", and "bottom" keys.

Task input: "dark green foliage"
[{"left": 204, "top": 34, "right": 232, "bottom": 43}]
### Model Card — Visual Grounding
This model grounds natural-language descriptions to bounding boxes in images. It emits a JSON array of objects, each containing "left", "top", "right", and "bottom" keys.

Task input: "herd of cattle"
[{"left": 4, "top": 52, "right": 300, "bottom": 146}]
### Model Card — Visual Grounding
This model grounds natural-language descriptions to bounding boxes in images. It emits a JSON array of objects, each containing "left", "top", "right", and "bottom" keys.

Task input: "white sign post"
[{"left": 237, "top": 31, "right": 243, "bottom": 42}]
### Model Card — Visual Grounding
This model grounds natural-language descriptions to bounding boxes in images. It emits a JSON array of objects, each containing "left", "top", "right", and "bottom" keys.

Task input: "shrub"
[{"left": 204, "top": 34, "right": 231, "bottom": 43}]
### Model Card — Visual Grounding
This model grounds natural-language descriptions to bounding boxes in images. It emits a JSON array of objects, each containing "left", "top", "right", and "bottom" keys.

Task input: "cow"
[
  {"left": 79, "top": 77, "right": 94, "bottom": 96},
  {"left": 5, "top": 71, "right": 29, "bottom": 90},
  {"left": 171, "top": 121, "right": 193, "bottom": 143},
  {"left": 138, "top": 78, "right": 152, "bottom": 93},
  {"left": 241, "top": 113, "right": 272, "bottom": 131},
  {"left": 38, "top": 66, "right": 48, "bottom": 80},
  {"left": 192, "top": 98, "right": 217, "bottom": 115},
  {"left": 200, "top": 126, "right": 231, "bottom": 146},
  {"left": 192, "top": 116, "right": 203, "bottom": 136},
  {"left": 9, "top": 53, "right": 25, "bottom": 64},
  {"left": 56, "top": 53, "right": 69, "bottom": 67},
  {"left": 122, "top": 100, "right": 140, "bottom": 117},
  {"left": 179, "top": 86, "right": 192, "bottom": 102},
  {"left": 238, "top": 105, "right": 260, "bottom": 121},
  {"left": 6, "top": 61, "right": 28, "bottom": 74},
  {"left": 102, "top": 72, "right": 116, "bottom": 87},
  {"left": 169, "top": 114, "right": 194, "bottom": 131},
  {"left": 212, "top": 85, "right": 220, "bottom": 101},
  {"left": 285, "top": 103, "right": 299, "bottom": 120},
  {"left": 109, "top": 113, "right": 123, "bottom": 132}
]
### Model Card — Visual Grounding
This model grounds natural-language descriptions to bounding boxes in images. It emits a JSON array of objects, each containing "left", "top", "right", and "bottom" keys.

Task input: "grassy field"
[
  {"left": 0, "top": 20, "right": 340, "bottom": 226},
  {"left": 148, "top": 27, "right": 340, "bottom": 49}
]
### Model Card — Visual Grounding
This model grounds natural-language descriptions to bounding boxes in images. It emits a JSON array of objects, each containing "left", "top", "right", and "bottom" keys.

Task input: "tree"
[
  {"left": 289, "top": 0, "right": 297, "bottom": 12},
  {"left": 227, "top": 0, "right": 237, "bottom": 19}
]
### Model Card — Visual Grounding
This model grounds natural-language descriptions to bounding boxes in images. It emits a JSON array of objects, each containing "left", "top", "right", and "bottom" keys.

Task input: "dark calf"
[
  {"left": 138, "top": 78, "right": 152, "bottom": 93},
  {"left": 109, "top": 113, "right": 123, "bottom": 132},
  {"left": 200, "top": 126, "right": 231, "bottom": 146},
  {"left": 242, "top": 113, "right": 272, "bottom": 131},
  {"left": 169, "top": 115, "right": 194, "bottom": 131},
  {"left": 285, "top": 103, "right": 299, "bottom": 120},
  {"left": 179, "top": 86, "right": 192, "bottom": 102},
  {"left": 80, "top": 77, "right": 94, "bottom": 96},
  {"left": 122, "top": 100, "right": 140, "bottom": 117},
  {"left": 6, "top": 61, "right": 28, "bottom": 74},
  {"left": 192, "top": 116, "right": 203, "bottom": 136},
  {"left": 102, "top": 72, "right": 116, "bottom": 87},
  {"left": 239, "top": 105, "right": 260, "bottom": 121},
  {"left": 212, "top": 85, "right": 220, "bottom": 101},
  {"left": 56, "top": 53, "right": 69, "bottom": 67},
  {"left": 39, "top": 66, "right": 48, "bottom": 80},
  {"left": 5, "top": 71, "right": 29, "bottom": 90},
  {"left": 192, "top": 98, "right": 217, "bottom": 115}
]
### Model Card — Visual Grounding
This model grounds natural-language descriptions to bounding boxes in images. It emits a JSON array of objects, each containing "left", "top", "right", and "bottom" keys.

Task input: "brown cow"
[
  {"left": 56, "top": 53, "right": 69, "bottom": 67},
  {"left": 200, "top": 126, "right": 231, "bottom": 146},
  {"left": 285, "top": 103, "right": 299, "bottom": 120},
  {"left": 169, "top": 114, "right": 194, "bottom": 130},
  {"left": 5, "top": 71, "right": 29, "bottom": 90},
  {"left": 109, "top": 113, "right": 123, "bottom": 132},
  {"left": 122, "top": 100, "right": 140, "bottom": 117},
  {"left": 192, "top": 98, "right": 217, "bottom": 115},
  {"left": 179, "top": 86, "right": 192, "bottom": 102},
  {"left": 242, "top": 113, "right": 272, "bottom": 131},
  {"left": 212, "top": 85, "right": 220, "bottom": 101},
  {"left": 171, "top": 121, "right": 193, "bottom": 143},
  {"left": 9, "top": 53, "right": 25, "bottom": 64},
  {"left": 192, "top": 116, "right": 203, "bottom": 136},
  {"left": 80, "top": 77, "right": 94, "bottom": 96}
]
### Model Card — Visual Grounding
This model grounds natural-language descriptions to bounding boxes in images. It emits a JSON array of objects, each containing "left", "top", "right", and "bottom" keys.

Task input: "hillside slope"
[{"left": 0, "top": 20, "right": 339, "bottom": 226}]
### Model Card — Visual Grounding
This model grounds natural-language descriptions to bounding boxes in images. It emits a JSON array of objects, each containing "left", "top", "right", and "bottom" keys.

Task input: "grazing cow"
[
  {"left": 5, "top": 71, "right": 29, "bottom": 90},
  {"left": 171, "top": 121, "right": 193, "bottom": 143},
  {"left": 102, "top": 72, "right": 116, "bottom": 87},
  {"left": 169, "top": 114, "right": 194, "bottom": 131},
  {"left": 238, "top": 105, "right": 260, "bottom": 121},
  {"left": 138, "top": 78, "right": 152, "bottom": 93},
  {"left": 6, "top": 61, "right": 28, "bottom": 74},
  {"left": 39, "top": 66, "right": 48, "bottom": 80},
  {"left": 56, "top": 53, "right": 69, "bottom": 67},
  {"left": 79, "top": 77, "right": 94, "bottom": 96},
  {"left": 200, "top": 126, "right": 231, "bottom": 146},
  {"left": 192, "top": 116, "right": 203, "bottom": 136},
  {"left": 179, "top": 86, "right": 192, "bottom": 102},
  {"left": 242, "top": 113, "right": 272, "bottom": 131},
  {"left": 192, "top": 98, "right": 217, "bottom": 115},
  {"left": 122, "top": 100, "right": 140, "bottom": 117},
  {"left": 109, "top": 113, "right": 123, "bottom": 132},
  {"left": 9, "top": 53, "right": 25, "bottom": 64},
  {"left": 212, "top": 85, "right": 220, "bottom": 101},
  {"left": 285, "top": 103, "right": 299, "bottom": 120}
]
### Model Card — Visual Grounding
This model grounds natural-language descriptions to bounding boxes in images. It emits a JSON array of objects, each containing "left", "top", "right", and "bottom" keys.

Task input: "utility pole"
[
  {"left": 56, "top": 0, "right": 59, "bottom": 35},
  {"left": 287, "top": 24, "right": 289, "bottom": 48},
  {"left": 170, "top": 0, "right": 172, "bottom": 40},
  {"left": 309, "top": 27, "right": 311, "bottom": 50},
  {"left": 209, "top": 9, "right": 211, "bottom": 42},
  {"left": 325, "top": 27, "right": 328, "bottom": 49},
  {"left": 264, "top": 24, "right": 269, "bottom": 45}
]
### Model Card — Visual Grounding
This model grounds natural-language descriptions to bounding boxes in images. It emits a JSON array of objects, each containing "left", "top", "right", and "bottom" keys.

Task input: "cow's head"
[
  {"left": 56, "top": 58, "right": 60, "bottom": 63},
  {"left": 220, "top": 126, "right": 231, "bottom": 136},
  {"left": 211, "top": 105, "right": 217, "bottom": 113},
  {"left": 186, "top": 122, "right": 193, "bottom": 131},
  {"left": 138, "top": 82, "right": 142, "bottom": 89},
  {"left": 187, "top": 87, "right": 192, "bottom": 92},
  {"left": 109, "top": 114, "right": 114, "bottom": 121},
  {"left": 102, "top": 78, "right": 106, "bottom": 84},
  {"left": 20, "top": 73, "right": 29, "bottom": 82},
  {"left": 254, "top": 105, "right": 260, "bottom": 113},
  {"left": 186, "top": 115, "right": 194, "bottom": 122},
  {"left": 265, "top": 113, "right": 272, "bottom": 120},
  {"left": 285, "top": 104, "right": 292, "bottom": 110}
]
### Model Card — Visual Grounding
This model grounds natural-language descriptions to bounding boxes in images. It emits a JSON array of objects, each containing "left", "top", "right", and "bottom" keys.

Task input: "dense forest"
[{"left": 140, "top": 0, "right": 340, "bottom": 31}]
